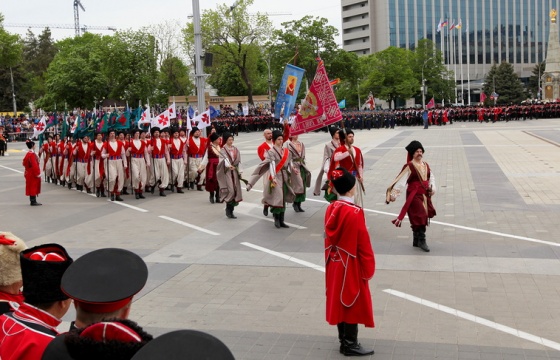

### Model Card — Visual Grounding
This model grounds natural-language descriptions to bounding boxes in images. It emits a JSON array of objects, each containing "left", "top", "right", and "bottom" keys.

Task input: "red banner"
[{"left": 290, "top": 61, "right": 343, "bottom": 135}]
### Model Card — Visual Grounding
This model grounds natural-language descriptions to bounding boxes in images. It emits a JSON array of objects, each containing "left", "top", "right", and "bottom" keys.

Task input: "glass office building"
[{"left": 342, "top": 0, "right": 559, "bottom": 80}]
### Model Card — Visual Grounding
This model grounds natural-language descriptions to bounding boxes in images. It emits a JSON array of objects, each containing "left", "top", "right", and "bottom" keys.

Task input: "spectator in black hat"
[
  {"left": 42, "top": 248, "right": 150, "bottom": 359},
  {"left": 131, "top": 329, "right": 234, "bottom": 360},
  {"left": 386, "top": 140, "right": 437, "bottom": 252},
  {"left": 0, "top": 244, "right": 73, "bottom": 359}
]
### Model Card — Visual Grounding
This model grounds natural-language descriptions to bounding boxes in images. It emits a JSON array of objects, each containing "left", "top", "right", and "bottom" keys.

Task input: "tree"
[
  {"left": 21, "top": 28, "right": 58, "bottom": 102},
  {"left": 528, "top": 61, "right": 545, "bottom": 99},
  {"left": 412, "top": 39, "right": 455, "bottom": 105},
  {"left": 0, "top": 14, "right": 24, "bottom": 112},
  {"left": 147, "top": 20, "right": 183, "bottom": 69},
  {"left": 482, "top": 61, "right": 525, "bottom": 105},
  {"left": 182, "top": 0, "right": 272, "bottom": 104},
  {"left": 154, "top": 56, "right": 194, "bottom": 104},
  {"left": 360, "top": 47, "right": 418, "bottom": 109}
]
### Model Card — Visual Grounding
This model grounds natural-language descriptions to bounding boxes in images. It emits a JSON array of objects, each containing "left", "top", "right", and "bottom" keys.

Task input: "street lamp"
[
  {"left": 357, "top": 78, "right": 361, "bottom": 109},
  {"left": 421, "top": 58, "right": 430, "bottom": 109}
]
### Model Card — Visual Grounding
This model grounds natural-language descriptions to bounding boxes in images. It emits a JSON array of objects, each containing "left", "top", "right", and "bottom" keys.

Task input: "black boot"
[
  {"left": 337, "top": 323, "right": 345, "bottom": 354},
  {"left": 292, "top": 202, "right": 301, "bottom": 213},
  {"left": 418, "top": 229, "right": 430, "bottom": 252},
  {"left": 189, "top": 181, "right": 194, "bottom": 189},
  {"left": 110, "top": 194, "right": 115, "bottom": 201},
  {"left": 138, "top": 192, "right": 146, "bottom": 199},
  {"left": 150, "top": 186, "right": 155, "bottom": 194},
  {"left": 100, "top": 189, "right": 107, "bottom": 197},
  {"left": 215, "top": 192, "right": 221, "bottom": 203},
  {"left": 115, "top": 194, "right": 124, "bottom": 201},
  {"left": 209, "top": 191, "right": 215, "bottom": 203},
  {"left": 30, "top": 196, "right": 42, "bottom": 206},
  {"left": 197, "top": 185, "right": 203, "bottom": 191},
  {"left": 342, "top": 323, "right": 374, "bottom": 356},
  {"left": 159, "top": 189, "right": 167, "bottom": 197},
  {"left": 67, "top": 181, "right": 72, "bottom": 189},
  {"left": 274, "top": 213, "right": 281, "bottom": 228},
  {"left": 412, "top": 231, "right": 419, "bottom": 247},
  {"left": 122, "top": 187, "right": 129, "bottom": 195},
  {"left": 228, "top": 203, "right": 237, "bottom": 219},
  {"left": 176, "top": 187, "right": 184, "bottom": 193},
  {"left": 279, "top": 212, "right": 290, "bottom": 228},
  {"left": 96, "top": 188, "right": 101, "bottom": 197},
  {"left": 135, "top": 192, "right": 140, "bottom": 199},
  {"left": 297, "top": 202, "right": 305, "bottom": 212},
  {"left": 263, "top": 205, "right": 269, "bottom": 217}
]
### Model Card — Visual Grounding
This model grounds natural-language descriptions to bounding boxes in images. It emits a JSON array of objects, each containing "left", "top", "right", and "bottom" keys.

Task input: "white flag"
[
  {"left": 167, "top": 102, "right": 177, "bottom": 119},
  {"left": 138, "top": 107, "right": 151, "bottom": 128},
  {"left": 193, "top": 109, "right": 211, "bottom": 130},
  {"left": 152, "top": 110, "right": 170, "bottom": 129},
  {"left": 32, "top": 115, "right": 48, "bottom": 139}
]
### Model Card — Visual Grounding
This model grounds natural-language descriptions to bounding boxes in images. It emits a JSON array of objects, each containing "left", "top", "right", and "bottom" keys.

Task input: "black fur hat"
[
  {"left": 20, "top": 244, "right": 73, "bottom": 304},
  {"left": 328, "top": 126, "right": 340, "bottom": 138},
  {"left": 405, "top": 140, "right": 424, "bottom": 161},
  {"left": 331, "top": 167, "right": 356, "bottom": 195},
  {"left": 150, "top": 127, "right": 161, "bottom": 135},
  {"left": 209, "top": 132, "right": 220, "bottom": 142},
  {"left": 272, "top": 130, "right": 283, "bottom": 141}
]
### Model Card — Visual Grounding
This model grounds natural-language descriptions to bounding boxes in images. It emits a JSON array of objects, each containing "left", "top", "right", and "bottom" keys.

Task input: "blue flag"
[
  {"left": 274, "top": 64, "right": 305, "bottom": 121},
  {"left": 338, "top": 99, "right": 346, "bottom": 109},
  {"left": 208, "top": 105, "right": 220, "bottom": 119},
  {"left": 188, "top": 106, "right": 195, "bottom": 119}
]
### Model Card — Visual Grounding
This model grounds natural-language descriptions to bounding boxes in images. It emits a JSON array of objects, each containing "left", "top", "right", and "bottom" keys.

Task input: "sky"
[{"left": 2, "top": 0, "right": 343, "bottom": 45}]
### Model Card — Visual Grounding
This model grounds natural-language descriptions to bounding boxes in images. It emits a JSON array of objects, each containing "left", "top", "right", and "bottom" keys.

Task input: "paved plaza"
[{"left": 1, "top": 119, "right": 560, "bottom": 359}]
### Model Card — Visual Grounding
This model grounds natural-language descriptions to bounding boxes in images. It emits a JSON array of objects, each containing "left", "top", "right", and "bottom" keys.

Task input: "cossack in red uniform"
[
  {"left": 23, "top": 147, "right": 41, "bottom": 197},
  {"left": 187, "top": 136, "right": 207, "bottom": 157},
  {"left": 257, "top": 141, "right": 271, "bottom": 161}
]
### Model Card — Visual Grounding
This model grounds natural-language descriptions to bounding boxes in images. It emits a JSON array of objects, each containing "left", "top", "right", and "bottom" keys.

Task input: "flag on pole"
[
  {"left": 193, "top": 109, "right": 211, "bottom": 130},
  {"left": 290, "top": 59, "right": 343, "bottom": 136},
  {"left": 115, "top": 110, "right": 131, "bottom": 130},
  {"left": 480, "top": 92, "right": 487, "bottom": 103},
  {"left": 449, "top": 20, "right": 456, "bottom": 30},
  {"left": 436, "top": 18, "right": 444, "bottom": 32},
  {"left": 338, "top": 99, "right": 346, "bottom": 109},
  {"left": 32, "top": 115, "right": 48, "bottom": 139},
  {"left": 455, "top": 19, "right": 462, "bottom": 29},
  {"left": 365, "top": 94, "right": 375, "bottom": 110},
  {"left": 152, "top": 110, "right": 170, "bottom": 129},
  {"left": 274, "top": 64, "right": 305, "bottom": 122},
  {"left": 187, "top": 105, "right": 195, "bottom": 119},
  {"left": 208, "top": 105, "right": 220, "bottom": 119},
  {"left": 426, "top": 97, "right": 436, "bottom": 109},
  {"left": 138, "top": 106, "right": 151, "bottom": 128},
  {"left": 167, "top": 102, "right": 177, "bottom": 119}
]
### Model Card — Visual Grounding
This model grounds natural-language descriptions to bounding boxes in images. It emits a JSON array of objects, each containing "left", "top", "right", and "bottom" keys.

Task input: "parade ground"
[{"left": 2, "top": 119, "right": 560, "bottom": 360}]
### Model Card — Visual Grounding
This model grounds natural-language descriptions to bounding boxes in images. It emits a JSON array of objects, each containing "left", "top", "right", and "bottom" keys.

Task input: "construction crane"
[
  {"left": 5, "top": 23, "right": 117, "bottom": 33},
  {"left": 74, "top": 0, "right": 86, "bottom": 36}
]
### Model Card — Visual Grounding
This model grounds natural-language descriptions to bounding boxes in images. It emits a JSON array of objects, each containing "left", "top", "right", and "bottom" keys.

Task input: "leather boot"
[
  {"left": 209, "top": 191, "right": 215, "bottom": 203},
  {"left": 110, "top": 194, "right": 115, "bottom": 201},
  {"left": 67, "top": 181, "right": 72, "bottom": 189},
  {"left": 279, "top": 212, "right": 290, "bottom": 228},
  {"left": 122, "top": 187, "right": 129, "bottom": 195},
  {"left": 60, "top": 180, "right": 66, "bottom": 187},
  {"left": 418, "top": 229, "right": 430, "bottom": 252},
  {"left": 274, "top": 213, "right": 281, "bottom": 228},
  {"left": 342, "top": 323, "right": 374, "bottom": 356},
  {"left": 150, "top": 185, "right": 155, "bottom": 194},
  {"left": 30, "top": 196, "right": 42, "bottom": 206},
  {"left": 337, "top": 323, "right": 345, "bottom": 354},
  {"left": 159, "top": 189, "right": 167, "bottom": 197},
  {"left": 297, "top": 202, "right": 305, "bottom": 212},
  {"left": 96, "top": 188, "right": 101, "bottom": 197},
  {"left": 197, "top": 185, "right": 203, "bottom": 191},
  {"left": 292, "top": 202, "right": 301, "bottom": 213},
  {"left": 86, "top": 187, "right": 92, "bottom": 194},
  {"left": 100, "top": 189, "right": 107, "bottom": 197},
  {"left": 138, "top": 192, "right": 146, "bottom": 199},
  {"left": 412, "top": 231, "right": 419, "bottom": 247},
  {"left": 215, "top": 192, "right": 221, "bottom": 203},
  {"left": 263, "top": 205, "right": 269, "bottom": 217},
  {"left": 228, "top": 203, "right": 237, "bottom": 219},
  {"left": 115, "top": 194, "right": 124, "bottom": 201},
  {"left": 189, "top": 181, "right": 194, "bottom": 189},
  {"left": 176, "top": 187, "right": 184, "bottom": 193},
  {"left": 135, "top": 192, "right": 140, "bottom": 199}
]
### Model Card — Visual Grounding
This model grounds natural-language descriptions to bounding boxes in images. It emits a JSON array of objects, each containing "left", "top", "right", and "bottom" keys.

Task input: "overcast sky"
[{"left": 2, "top": 0, "right": 342, "bottom": 45}]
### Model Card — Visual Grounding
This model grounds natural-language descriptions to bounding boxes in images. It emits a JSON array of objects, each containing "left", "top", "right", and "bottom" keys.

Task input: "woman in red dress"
[
  {"left": 22, "top": 139, "right": 42, "bottom": 206},
  {"left": 325, "top": 167, "right": 375, "bottom": 356}
]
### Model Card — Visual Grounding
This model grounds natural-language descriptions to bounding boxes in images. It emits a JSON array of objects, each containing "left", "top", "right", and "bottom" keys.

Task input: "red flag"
[
  {"left": 426, "top": 97, "right": 435, "bottom": 109},
  {"left": 365, "top": 94, "right": 375, "bottom": 110},
  {"left": 480, "top": 92, "right": 487, "bottom": 103},
  {"left": 290, "top": 61, "right": 343, "bottom": 135}
]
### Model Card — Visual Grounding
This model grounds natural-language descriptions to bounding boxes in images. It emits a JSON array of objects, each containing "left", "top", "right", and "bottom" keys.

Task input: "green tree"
[
  {"left": 21, "top": 28, "right": 58, "bottom": 102},
  {"left": 0, "top": 14, "right": 24, "bottom": 112},
  {"left": 361, "top": 47, "right": 418, "bottom": 109},
  {"left": 527, "top": 61, "right": 545, "bottom": 99},
  {"left": 412, "top": 39, "right": 455, "bottom": 105},
  {"left": 482, "top": 61, "right": 525, "bottom": 105},
  {"left": 154, "top": 56, "right": 194, "bottom": 104},
  {"left": 182, "top": 0, "right": 272, "bottom": 104}
]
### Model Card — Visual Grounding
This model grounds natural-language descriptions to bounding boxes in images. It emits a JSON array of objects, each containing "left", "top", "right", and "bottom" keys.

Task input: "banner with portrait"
[{"left": 274, "top": 64, "right": 305, "bottom": 121}]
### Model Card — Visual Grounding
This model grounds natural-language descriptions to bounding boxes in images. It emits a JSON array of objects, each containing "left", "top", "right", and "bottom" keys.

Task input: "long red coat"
[
  {"left": 23, "top": 150, "right": 41, "bottom": 196},
  {"left": 324, "top": 199, "right": 375, "bottom": 327}
]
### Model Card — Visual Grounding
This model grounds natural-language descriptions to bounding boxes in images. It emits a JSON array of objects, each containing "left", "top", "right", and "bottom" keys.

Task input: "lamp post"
[
  {"left": 264, "top": 54, "right": 273, "bottom": 111},
  {"left": 421, "top": 58, "right": 430, "bottom": 109},
  {"left": 357, "top": 78, "right": 361, "bottom": 109},
  {"left": 10, "top": 67, "right": 17, "bottom": 117}
]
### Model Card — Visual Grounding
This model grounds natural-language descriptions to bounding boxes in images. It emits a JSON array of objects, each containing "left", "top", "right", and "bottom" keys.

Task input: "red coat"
[
  {"left": 257, "top": 141, "right": 272, "bottom": 161},
  {"left": 187, "top": 136, "right": 207, "bottom": 157},
  {"left": 324, "top": 199, "right": 375, "bottom": 327},
  {"left": 23, "top": 150, "right": 41, "bottom": 196},
  {"left": 0, "top": 302, "right": 61, "bottom": 360},
  {"left": 329, "top": 145, "right": 363, "bottom": 179}
]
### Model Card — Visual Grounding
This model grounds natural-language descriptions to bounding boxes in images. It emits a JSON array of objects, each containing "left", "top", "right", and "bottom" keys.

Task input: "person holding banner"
[
  {"left": 246, "top": 130, "right": 295, "bottom": 229},
  {"left": 257, "top": 129, "right": 273, "bottom": 216},
  {"left": 330, "top": 130, "right": 365, "bottom": 207},
  {"left": 284, "top": 134, "right": 311, "bottom": 212}
]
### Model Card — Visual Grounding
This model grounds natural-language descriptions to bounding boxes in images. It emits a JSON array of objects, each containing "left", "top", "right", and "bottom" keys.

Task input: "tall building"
[{"left": 342, "top": 0, "right": 559, "bottom": 82}]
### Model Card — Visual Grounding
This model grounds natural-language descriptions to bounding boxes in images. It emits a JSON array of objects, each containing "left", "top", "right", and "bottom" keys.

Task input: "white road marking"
[
  {"left": 241, "top": 242, "right": 325, "bottom": 272},
  {"left": 383, "top": 289, "right": 560, "bottom": 352},
  {"left": 0, "top": 165, "right": 23, "bottom": 174},
  {"left": 108, "top": 200, "right": 149, "bottom": 212},
  {"left": 159, "top": 215, "right": 220, "bottom": 235}
]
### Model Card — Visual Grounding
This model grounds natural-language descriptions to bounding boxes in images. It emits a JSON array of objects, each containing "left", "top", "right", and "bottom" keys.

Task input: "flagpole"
[
  {"left": 466, "top": 20, "right": 471, "bottom": 105},
  {"left": 453, "top": 23, "right": 458, "bottom": 104},
  {"left": 460, "top": 21, "right": 464, "bottom": 105}
]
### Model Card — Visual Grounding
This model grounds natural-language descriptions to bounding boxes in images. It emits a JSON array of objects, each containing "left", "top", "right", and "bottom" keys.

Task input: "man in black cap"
[
  {"left": 41, "top": 248, "right": 150, "bottom": 359},
  {"left": 131, "top": 330, "right": 234, "bottom": 360},
  {"left": 0, "top": 244, "right": 73, "bottom": 359},
  {"left": 386, "top": 140, "right": 437, "bottom": 252}
]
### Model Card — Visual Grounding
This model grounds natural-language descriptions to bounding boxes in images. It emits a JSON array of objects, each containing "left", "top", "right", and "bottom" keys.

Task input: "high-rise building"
[{"left": 341, "top": 0, "right": 558, "bottom": 81}]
